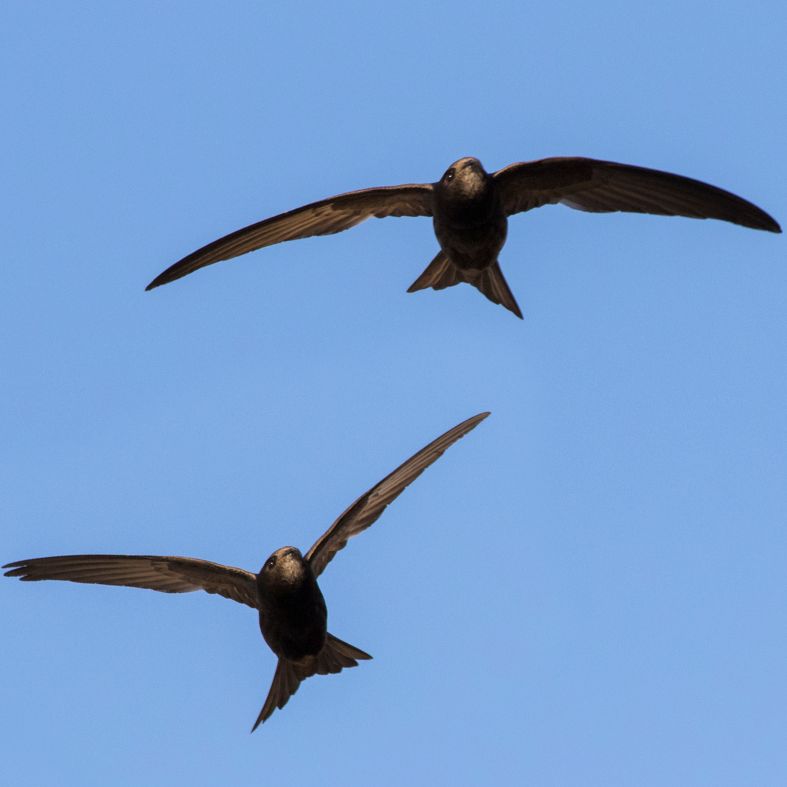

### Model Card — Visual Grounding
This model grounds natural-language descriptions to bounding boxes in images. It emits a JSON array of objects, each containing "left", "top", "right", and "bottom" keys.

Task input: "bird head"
[
  {"left": 259, "top": 546, "right": 307, "bottom": 587},
  {"left": 439, "top": 157, "right": 489, "bottom": 197}
]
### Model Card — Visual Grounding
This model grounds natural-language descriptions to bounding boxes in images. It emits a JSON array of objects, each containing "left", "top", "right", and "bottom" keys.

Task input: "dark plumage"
[
  {"left": 4, "top": 412, "right": 489, "bottom": 731},
  {"left": 146, "top": 155, "right": 780, "bottom": 318}
]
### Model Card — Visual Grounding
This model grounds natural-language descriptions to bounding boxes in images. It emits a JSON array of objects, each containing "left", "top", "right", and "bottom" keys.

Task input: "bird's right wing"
[
  {"left": 305, "top": 412, "right": 490, "bottom": 579},
  {"left": 146, "top": 183, "right": 434, "bottom": 290},
  {"left": 4, "top": 554, "right": 259, "bottom": 609}
]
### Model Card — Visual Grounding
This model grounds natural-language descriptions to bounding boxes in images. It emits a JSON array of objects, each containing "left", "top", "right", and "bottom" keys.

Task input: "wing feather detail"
[
  {"left": 494, "top": 157, "right": 780, "bottom": 232},
  {"left": 146, "top": 183, "right": 434, "bottom": 289},
  {"left": 4, "top": 554, "right": 259, "bottom": 609},
  {"left": 305, "top": 412, "right": 490, "bottom": 578}
]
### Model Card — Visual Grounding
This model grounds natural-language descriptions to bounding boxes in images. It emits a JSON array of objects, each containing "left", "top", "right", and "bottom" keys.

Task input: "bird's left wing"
[
  {"left": 146, "top": 183, "right": 434, "bottom": 290},
  {"left": 493, "top": 157, "right": 780, "bottom": 232},
  {"left": 4, "top": 554, "right": 259, "bottom": 608},
  {"left": 305, "top": 412, "right": 490, "bottom": 579}
]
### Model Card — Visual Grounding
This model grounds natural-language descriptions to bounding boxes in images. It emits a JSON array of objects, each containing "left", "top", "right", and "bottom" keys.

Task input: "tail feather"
[
  {"left": 407, "top": 251, "right": 462, "bottom": 292},
  {"left": 251, "top": 634, "right": 372, "bottom": 731},
  {"left": 323, "top": 633, "right": 372, "bottom": 665},
  {"left": 408, "top": 253, "right": 523, "bottom": 319},
  {"left": 473, "top": 261, "right": 523, "bottom": 319},
  {"left": 252, "top": 658, "right": 299, "bottom": 732}
]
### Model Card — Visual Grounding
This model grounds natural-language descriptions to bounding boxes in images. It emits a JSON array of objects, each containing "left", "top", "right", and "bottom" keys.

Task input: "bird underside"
[
  {"left": 252, "top": 633, "right": 372, "bottom": 731},
  {"left": 407, "top": 251, "right": 523, "bottom": 319}
]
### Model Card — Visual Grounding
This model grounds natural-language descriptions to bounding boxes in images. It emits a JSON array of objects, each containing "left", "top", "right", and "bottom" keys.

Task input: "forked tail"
[
  {"left": 408, "top": 253, "right": 523, "bottom": 319},
  {"left": 251, "top": 634, "right": 372, "bottom": 730}
]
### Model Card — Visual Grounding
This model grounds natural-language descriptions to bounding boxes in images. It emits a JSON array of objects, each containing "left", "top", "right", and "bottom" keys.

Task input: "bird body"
[
  {"left": 421, "top": 156, "right": 518, "bottom": 313},
  {"left": 146, "top": 155, "right": 780, "bottom": 319},
  {"left": 256, "top": 546, "right": 327, "bottom": 661},
  {"left": 5, "top": 412, "right": 489, "bottom": 730},
  {"left": 432, "top": 157, "right": 506, "bottom": 269}
]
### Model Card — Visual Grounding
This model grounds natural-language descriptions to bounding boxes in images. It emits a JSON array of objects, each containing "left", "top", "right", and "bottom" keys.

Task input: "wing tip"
[
  {"left": 145, "top": 270, "right": 174, "bottom": 291},
  {"left": 3, "top": 560, "right": 28, "bottom": 577},
  {"left": 461, "top": 411, "right": 491, "bottom": 433},
  {"left": 146, "top": 259, "right": 196, "bottom": 291},
  {"left": 463, "top": 411, "right": 491, "bottom": 430},
  {"left": 743, "top": 206, "right": 780, "bottom": 233}
]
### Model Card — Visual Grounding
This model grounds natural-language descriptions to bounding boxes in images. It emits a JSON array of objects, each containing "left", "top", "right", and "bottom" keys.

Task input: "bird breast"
[
  {"left": 258, "top": 579, "right": 328, "bottom": 660},
  {"left": 433, "top": 211, "right": 508, "bottom": 271}
]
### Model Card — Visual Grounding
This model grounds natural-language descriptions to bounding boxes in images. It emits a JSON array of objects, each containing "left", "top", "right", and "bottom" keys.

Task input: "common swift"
[
  {"left": 4, "top": 412, "right": 488, "bottom": 731},
  {"left": 146, "top": 156, "right": 780, "bottom": 318}
]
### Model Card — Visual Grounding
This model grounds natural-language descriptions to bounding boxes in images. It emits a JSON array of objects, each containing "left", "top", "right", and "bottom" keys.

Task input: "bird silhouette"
[
  {"left": 4, "top": 412, "right": 489, "bottom": 730},
  {"left": 146, "top": 156, "right": 780, "bottom": 318}
]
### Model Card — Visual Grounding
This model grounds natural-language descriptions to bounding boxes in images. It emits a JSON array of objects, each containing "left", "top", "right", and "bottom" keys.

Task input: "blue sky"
[{"left": 2, "top": 2, "right": 785, "bottom": 785}]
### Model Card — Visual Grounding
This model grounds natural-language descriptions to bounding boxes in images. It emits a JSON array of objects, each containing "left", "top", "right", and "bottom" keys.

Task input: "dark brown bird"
[
  {"left": 145, "top": 156, "right": 780, "bottom": 318},
  {"left": 4, "top": 412, "right": 488, "bottom": 731}
]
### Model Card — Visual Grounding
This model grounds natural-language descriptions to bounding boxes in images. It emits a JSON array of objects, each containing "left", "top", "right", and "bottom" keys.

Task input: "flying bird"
[
  {"left": 146, "top": 156, "right": 780, "bottom": 318},
  {"left": 4, "top": 412, "right": 488, "bottom": 731}
]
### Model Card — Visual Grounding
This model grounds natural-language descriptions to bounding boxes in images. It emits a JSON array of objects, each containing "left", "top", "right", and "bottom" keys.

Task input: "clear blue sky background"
[{"left": 2, "top": 2, "right": 784, "bottom": 785}]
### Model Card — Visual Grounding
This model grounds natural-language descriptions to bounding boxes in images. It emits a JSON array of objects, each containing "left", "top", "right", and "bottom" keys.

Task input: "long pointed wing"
[
  {"left": 3, "top": 554, "right": 258, "bottom": 609},
  {"left": 493, "top": 157, "right": 780, "bottom": 232},
  {"left": 146, "top": 183, "right": 434, "bottom": 290},
  {"left": 305, "top": 412, "right": 490, "bottom": 578}
]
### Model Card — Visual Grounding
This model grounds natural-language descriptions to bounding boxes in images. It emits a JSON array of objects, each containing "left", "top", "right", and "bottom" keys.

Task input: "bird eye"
[
  {"left": 266, "top": 556, "right": 277, "bottom": 570},
  {"left": 445, "top": 168, "right": 455, "bottom": 182}
]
